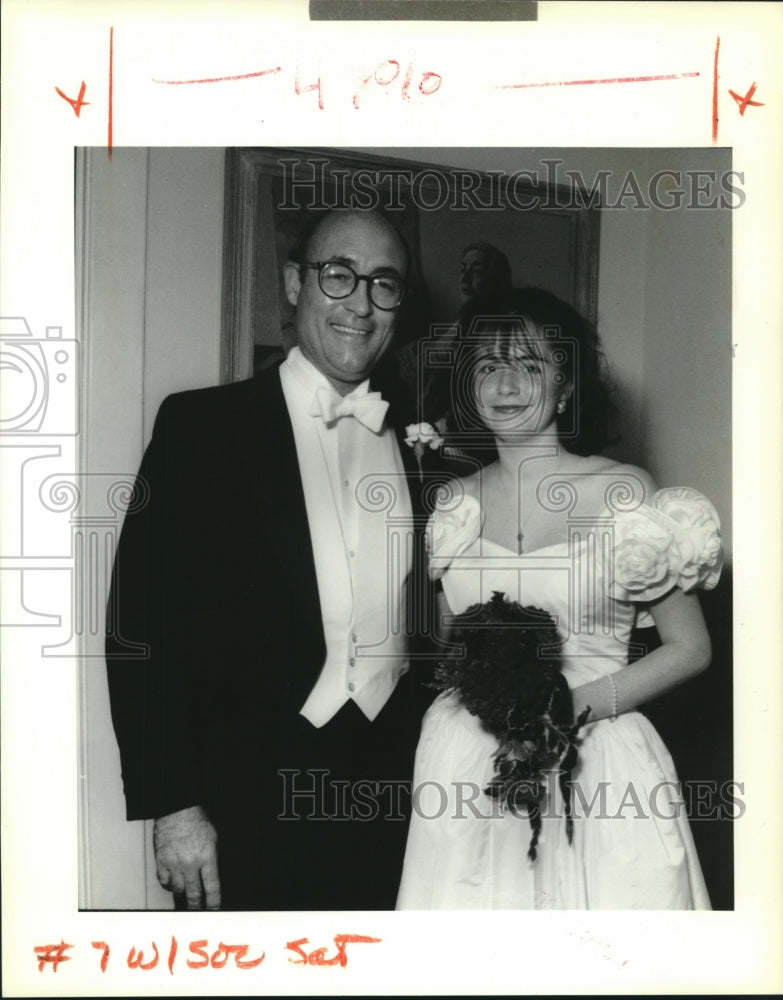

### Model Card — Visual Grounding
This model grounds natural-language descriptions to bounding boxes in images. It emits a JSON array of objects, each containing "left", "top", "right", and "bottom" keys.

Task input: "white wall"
[
  {"left": 639, "top": 148, "right": 732, "bottom": 519},
  {"left": 78, "top": 147, "right": 224, "bottom": 909},
  {"left": 79, "top": 145, "right": 731, "bottom": 908}
]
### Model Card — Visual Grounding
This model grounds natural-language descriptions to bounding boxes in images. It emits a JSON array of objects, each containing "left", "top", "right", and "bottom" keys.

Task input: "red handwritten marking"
[
  {"left": 127, "top": 942, "right": 159, "bottom": 970},
  {"left": 286, "top": 934, "right": 381, "bottom": 967},
  {"left": 151, "top": 59, "right": 439, "bottom": 111},
  {"left": 353, "top": 58, "right": 440, "bottom": 109},
  {"left": 729, "top": 82, "right": 764, "bottom": 115},
  {"left": 108, "top": 27, "right": 114, "bottom": 158},
  {"left": 375, "top": 59, "right": 401, "bottom": 87},
  {"left": 167, "top": 936, "right": 177, "bottom": 975},
  {"left": 185, "top": 939, "right": 265, "bottom": 969},
  {"left": 187, "top": 939, "right": 210, "bottom": 969},
  {"left": 55, "top": 81, "right": 89, "bottom": 116},
  {"left": 152, "top": 66, "right": 281, "bottom": 85},
  {"left": 419, "top": 72, "right": 442, "bottom": 96},
  {"left": 210, "top": 943, "right": 266, "bottom": 969},
  {"left": 401, "top": 60, "right": 415, "bottom": 101},
  {"left": 712, "top": 35, "right": 720, "bottom": 142},
  {"left": 34, "top": 941, "right": 74, "bottom": 972},
  {"left": 295, "top": 66, "right": 324, "bottom": 110},
  {"left": 38, "top": 935, "right": 378, "bottom": 974},
  {"left": 354, "top": 62, "right": 388, "bottom": 108},
  {"left": 498, "top": 71, "right": 700, "bottom": 90},
  {"left": 91, "top": 941, "right": 110, "bottom": 973}
]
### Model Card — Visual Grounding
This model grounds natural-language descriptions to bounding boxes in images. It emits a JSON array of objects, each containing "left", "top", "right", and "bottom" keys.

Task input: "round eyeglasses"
[{"left": 300, "top": 261, "right": 405, "bottom": 311}]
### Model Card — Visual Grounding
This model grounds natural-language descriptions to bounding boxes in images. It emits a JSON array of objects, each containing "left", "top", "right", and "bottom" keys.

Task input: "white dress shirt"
[{"left": 279, "top": 347, "right": 413, "bottom": 727}]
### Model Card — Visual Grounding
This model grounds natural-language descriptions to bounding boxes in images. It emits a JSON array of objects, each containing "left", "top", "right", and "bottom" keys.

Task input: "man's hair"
[{"left": 287, "top": 208, "right": 410, "bottom": 277}]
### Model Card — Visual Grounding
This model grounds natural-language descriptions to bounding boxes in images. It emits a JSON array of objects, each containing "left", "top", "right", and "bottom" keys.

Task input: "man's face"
[
  {"left": 284, "top": 213, "right": 406, "bottom": 395},
  {"left": 459, "top": 248, "right": 490, "bottom": 302}
]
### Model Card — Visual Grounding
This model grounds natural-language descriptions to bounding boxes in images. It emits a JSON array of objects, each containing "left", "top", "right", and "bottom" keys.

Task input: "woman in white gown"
[{"left": 397, "top": 288, "right": 723, "bottom": 910}]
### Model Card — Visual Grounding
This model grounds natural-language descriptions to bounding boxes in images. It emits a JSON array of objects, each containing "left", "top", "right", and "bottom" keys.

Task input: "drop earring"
[{"left": 556, "top": 399, "right": 567, "bottom": 414}]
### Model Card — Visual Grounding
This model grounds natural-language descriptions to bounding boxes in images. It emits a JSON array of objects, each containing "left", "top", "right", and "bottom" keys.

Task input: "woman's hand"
[{"left": 571, "top": 588, "right": 711, "bottom": 723}]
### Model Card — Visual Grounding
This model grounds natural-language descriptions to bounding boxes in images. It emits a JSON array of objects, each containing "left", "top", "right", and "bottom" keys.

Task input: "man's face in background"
[{"left": 459, "top": 247, "right": 493, "bottom": 303}]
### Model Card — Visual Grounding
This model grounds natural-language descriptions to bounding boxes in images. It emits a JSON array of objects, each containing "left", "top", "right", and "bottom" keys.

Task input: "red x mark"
[
  {"left": 55, "top": 80, "right": 89, "bottom": 116},
  {"left": 728, "top": 82, "right": 764, "bottom": 116}
]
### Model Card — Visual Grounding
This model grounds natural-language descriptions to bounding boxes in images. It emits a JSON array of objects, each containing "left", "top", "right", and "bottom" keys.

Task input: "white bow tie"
[{"left": 312, "top": 387, "right": 389, "bottom": 433}]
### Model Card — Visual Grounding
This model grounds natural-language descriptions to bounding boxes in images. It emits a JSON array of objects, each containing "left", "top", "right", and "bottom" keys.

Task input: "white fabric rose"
[
  {"left": 608, "top": 487, "right": 723, "bottom": 602},
  {"left": 610, "top": 511, "right": 674, "bottom": 597},
  {"left": 654, "top": 487, "right": 723, "bottom": 591}
]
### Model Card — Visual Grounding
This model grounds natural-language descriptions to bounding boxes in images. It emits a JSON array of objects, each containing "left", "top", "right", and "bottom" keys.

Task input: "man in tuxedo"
[{"left": 106, "top": 208, "right": 436, "bottom": 911}]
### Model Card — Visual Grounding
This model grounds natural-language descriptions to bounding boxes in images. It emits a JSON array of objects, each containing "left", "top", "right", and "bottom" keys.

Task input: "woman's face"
[{"left": 467, "top": 331, "right": 570, "bottom": 438}]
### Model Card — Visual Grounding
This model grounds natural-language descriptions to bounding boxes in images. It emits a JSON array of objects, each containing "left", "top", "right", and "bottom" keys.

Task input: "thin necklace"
[
  {"left": 493, "top": 466, "right": 539, "bottom": 555},
  {"left": 493, "top": 450, "right": 564, "bottom": 554}
]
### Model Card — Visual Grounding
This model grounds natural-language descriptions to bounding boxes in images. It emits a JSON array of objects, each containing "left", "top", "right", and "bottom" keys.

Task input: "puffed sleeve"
[
  {"left": 426, "top": 492, "right": 483, "bottom": 580},
  {"left": 607, "top": 487, "right": 723, "bottom": 606}
]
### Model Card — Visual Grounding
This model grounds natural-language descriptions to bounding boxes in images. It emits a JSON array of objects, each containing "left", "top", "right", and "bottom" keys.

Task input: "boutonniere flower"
[{"left": 405, "top": 422, "right": 444, "bottom": 481}]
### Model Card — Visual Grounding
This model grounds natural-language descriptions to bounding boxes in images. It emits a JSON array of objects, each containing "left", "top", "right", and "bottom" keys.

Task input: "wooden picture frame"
[{"left": 221, "top": 147, "right": 601, "bottom": 385}]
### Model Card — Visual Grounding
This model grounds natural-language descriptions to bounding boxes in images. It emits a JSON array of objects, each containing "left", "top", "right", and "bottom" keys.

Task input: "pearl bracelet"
[{"left": 606, "top": 673, "right": 619, "bottom": 722}]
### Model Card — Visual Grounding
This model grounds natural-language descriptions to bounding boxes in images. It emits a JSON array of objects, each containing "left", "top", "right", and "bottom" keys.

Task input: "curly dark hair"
[{"left": 446, "top": 287, "right": 618, "bottom": 457}]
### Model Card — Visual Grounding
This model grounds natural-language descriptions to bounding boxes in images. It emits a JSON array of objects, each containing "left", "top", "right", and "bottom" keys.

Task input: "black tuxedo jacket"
[{"left": 106, "top": 365, "right": 445, "bottom": 908}]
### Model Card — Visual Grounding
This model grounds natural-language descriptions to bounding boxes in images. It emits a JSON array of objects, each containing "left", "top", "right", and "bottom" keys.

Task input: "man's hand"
[{"left": 153, "top": 805, "right": 221, "bottom": 910}]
